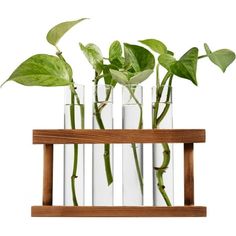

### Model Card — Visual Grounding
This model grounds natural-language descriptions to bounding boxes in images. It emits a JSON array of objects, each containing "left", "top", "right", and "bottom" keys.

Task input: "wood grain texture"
[
  {"left": 43, "top": 144, "right": 53, "bottom": 206},
  {"left": 31, "top": 206, "right": 207, "bottom": 217},
  {"left": 184, "top": 143, "right": 194, "bottom": 205},
  {"left": 33, "top": 129, "right": 206, "bottom": 144}
]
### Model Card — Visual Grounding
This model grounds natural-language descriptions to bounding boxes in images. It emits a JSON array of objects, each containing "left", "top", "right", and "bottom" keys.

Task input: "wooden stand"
[{"left": 31, "top": 129, "right": 207, "bottom": 217}]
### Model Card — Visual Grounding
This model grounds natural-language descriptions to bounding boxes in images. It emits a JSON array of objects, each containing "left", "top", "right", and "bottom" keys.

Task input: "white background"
[{"left": 0, "top": 0, "right": 236, "bottom": 235}]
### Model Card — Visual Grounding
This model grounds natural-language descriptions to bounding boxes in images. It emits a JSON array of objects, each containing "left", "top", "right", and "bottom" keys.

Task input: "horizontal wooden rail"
[
  {"left": 32, "top": 206, "right": 206, "bottom": 217},
  {"left": 33, "top": 129, "right": 205, "bottom": 144}
]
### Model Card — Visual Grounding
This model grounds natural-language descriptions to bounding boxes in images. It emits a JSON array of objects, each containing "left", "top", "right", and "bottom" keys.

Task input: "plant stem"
[
  {"left": 98, "top": 87, "right": 112, "bottom": 113},
  {"left": 155, "top": 143, "right": 172, "bottom": 206},
  {"left": 152, "top": 72, "right": 171, "bottom": 128},
  {"left": 70, "top": 85, "right": 85, "bottom": 129},
  {"left": 55, "top": 49, "right": 83, "bottom": 206},
  {"left": 153, "top": 73, "right": 173, "bottom": 206},
  {"left": 156, "top": 63, "right": 160, "bottom": 87},
  {"left": 126, "top": 85, "right": 144, "bottom": 194},
  {"left": 70, "top": 89, "right": 79, "bottom": 206},
  {"left": 69, "top": 85, "right": 85, "bottom": 206},
  {"left": 152, "top": 63, "right": 160, "bottom": 129},
  {"left": 94, "top": 79, "right": 113, "bottom": 185},
  {"left": 126, "top": 86, "right": 143, "bottom": 129},
  {"left": 131, "top": 143, "right": 143, "bottom": 194},
  {"left": 155, "top": 76, "right": 173, "bottom": 126},
  {"left": 104, "top": 143, "right": 113, "bottom": 185},
  {"left": 198, "top": 54, "right": 207, "bottom": 59}
]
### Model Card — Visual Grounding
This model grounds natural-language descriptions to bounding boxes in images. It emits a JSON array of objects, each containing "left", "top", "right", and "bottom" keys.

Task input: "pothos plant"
[
  {"left": 134, "top": 39, "right": 235, "bottom": 205},
  {"left": 79, "top": 41, "right": 155, "bottom": 193},
  {"left": 1, "top": 18, "right": 88, "bottom": 206}
]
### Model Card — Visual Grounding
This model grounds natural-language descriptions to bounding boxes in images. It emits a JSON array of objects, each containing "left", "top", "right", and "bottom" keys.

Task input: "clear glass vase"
[
  {"left": 64, "top": 84, "right": 85, "bottom": 206},
  {"left": 92, "top": 84, "right": 113, "bottom": 206},
  {"left": 152, "top": 85, "right": 174, "bottom": 206},
  {"left": 122, "top": 85, "right": 143, "bottom": 206}
]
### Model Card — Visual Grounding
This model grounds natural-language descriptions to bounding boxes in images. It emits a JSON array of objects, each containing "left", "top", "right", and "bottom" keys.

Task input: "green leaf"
[
  {"left": 103, "top": 65, "right": 117, "bottom": 87},
  {"left": 204, "top": 43, "right": 235, "bottom": 72},
  {"left": 171, "top": 47, "right": 199, "bottom": 86},
  {"left": 109, "top": 69, "right": 128, "bottom": 85},
  {"left": 204, "top": 44, "right": 211, "bottom": 55},
  {"left": 158, "top": 48, "right": 198, "bottom": 85},
  {"left": 1, "top": 54, "right": 72, "bottom": 87},
  {"left": 109, "top": 40, "right": 122, "bottom": 61},
  {"left": 109, "top": 40, "right": 124, "bottom": 68},
  {"left": 139, "top": 39, "right": 167, "bottom": 54},
  {"left": 110, "top": 57, "right": 125, "bottom": 69},
  {"left": 128, "top": 69, "right": 153, "bottom": 84},
  {"left": 79, "top": 43, "right": 103, "bottom": 74},
  {"left": 158, "top": 54, "right": 176, "bottom": 71},
  {"left": 124, "top": 43, "right": 155, "bottom": 72},
  {"left": 46, "top": 18, "right": 88, "bottom": 47}
]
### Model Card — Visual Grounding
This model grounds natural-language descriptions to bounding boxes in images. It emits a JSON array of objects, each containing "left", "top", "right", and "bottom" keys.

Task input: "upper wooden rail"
[{"left": 33, "top": 129, "right": 205, "bottom": 144}]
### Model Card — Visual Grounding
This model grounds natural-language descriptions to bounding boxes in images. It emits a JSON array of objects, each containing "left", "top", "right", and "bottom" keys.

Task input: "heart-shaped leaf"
[
  {"left": 109, "top": 69, "right": 128, "bottom": 85},
  {"left": 204, "top": 43, "right": 235, "bottom": 72},
  {"left": 170, "top": 47, "right": 199, "bottom": 86},
  {"left": 1, "top": 54, "right": 72, "bottom": 87},
  {"left": 109, "top": 40, "right": 124, "bottom": 68},
  {"left": 124, "top": 43, "right": 155, "bottom": 72},
  {"left": 139, "top": 39, "right": 167, "bottom": 55},
  {"left": 47, "top": 18, "right": 88, "bottom": 47},
  {"left": 79, "top": 43, "right": 103, "bottom": 74},
  {"left": 158, "top": 54, "right": 176, "bottom": 71},
  {"left": 109, "top": 41, "right": 122, "bottom": 61},
  {"left": 128, "top": 69, "right": 153, "bottom": 84}
]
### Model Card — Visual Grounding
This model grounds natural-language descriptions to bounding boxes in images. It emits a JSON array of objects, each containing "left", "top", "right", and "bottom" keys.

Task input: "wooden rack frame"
[{"left": 31, "top": 129, "right": 206, "bottom": 217}]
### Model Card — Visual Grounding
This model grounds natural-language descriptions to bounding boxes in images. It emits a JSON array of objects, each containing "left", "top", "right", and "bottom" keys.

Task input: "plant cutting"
[
  {"left": 1, "top": 18, "right": 88, "bottom": 206},
  {"left": 80, "top": 41, "right": 120, "bottom": 205},
  {"left": 79, "top": 42, "right": 115, "bottom": 188},
  {"left": 109, "top": 42, "right": 155, "bottom": 196},
  {"left": 80, "top": 41, "right": 154, "bottom": 201},
  {"left": 139, "top": 38, "right": 235, "bottom": 206}
]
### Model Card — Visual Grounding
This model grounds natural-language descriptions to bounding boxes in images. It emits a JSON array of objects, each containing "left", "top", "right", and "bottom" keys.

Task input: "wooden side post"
[
  {"left": 184, "top": 143, "right": 194, "bottom": 205},
  {"left": 43, "top": 144, "right": 53, "bottom": 205}
]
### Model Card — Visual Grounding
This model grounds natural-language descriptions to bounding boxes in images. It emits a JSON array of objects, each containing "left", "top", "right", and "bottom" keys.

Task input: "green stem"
[
  {"left": 155, "top": 143, "right": 171, "bottom": 206},
  {"left": 152, "top": 63, "right": 160, "bottom": 129},
  {"left": 69, "top": 86, "right": 84, "bottom": 206},
  {"left": 70, "top": 85, "right": 85, "bottom": 129},
  {"left": 56, "top": 49, "right": 83, "bottom": 206},
  {"left": 126, "top": 85, "right": 143, "bottom": 129},
  {"left": 156, "top": 104, "right": 170, "bottom": 126},
  {"left": 156, "top": 63, "right": 160, "bottom": 87},
  {"left": 98, "top": 86, "right": 112, "bottom": 113},
  {"left": 152, "top": 72, "right": 171, "bottom": 128},
  {"left": 131, "top": 143, "right": 143, "bottom": 194},
  {"left": 198, "top": 54, "right": 207, "bottom": 59},
  {"left": 94, "top": 79, "right": 113, "bottom": 185},
  {"left": 70, "top": 90, "right": 78, "bottom": 206},
  {"left": 125, "top": 85, "right": 144, "bottom": 194},
  {"left": 155, "top": 76, "right": 173, "bottom": 126},
  {"left": 152, "top": 73, "right": 173, "bottom": 206},
  {"left": 104, "top": 143, "right": 113, "bottom": 185}
]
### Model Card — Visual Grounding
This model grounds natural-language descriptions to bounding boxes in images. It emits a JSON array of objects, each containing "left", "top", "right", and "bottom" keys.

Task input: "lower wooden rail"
[
  {"left": 32, "top": 129, "right": 207, "bottom": 217},
  {"left": 31, "top": 206, "right": 206, "bottom": 217}
]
